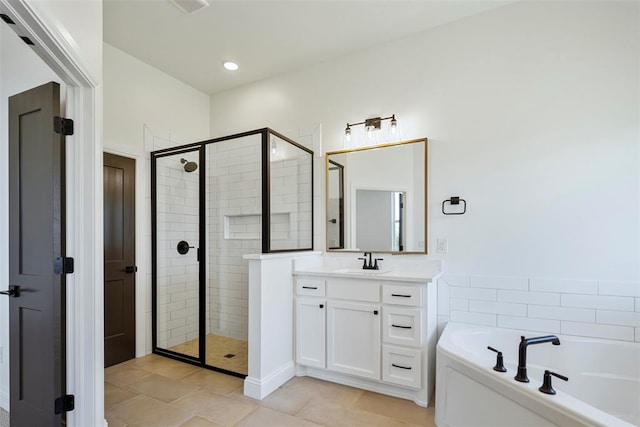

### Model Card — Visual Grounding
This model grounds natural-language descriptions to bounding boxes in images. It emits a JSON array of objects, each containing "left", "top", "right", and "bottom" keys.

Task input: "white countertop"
[
  {"left": 242, "top": 251, "right": 442, "bottom": 283},
  {"left": 292, "top": 266, "right": 441, "bottom": 283}
]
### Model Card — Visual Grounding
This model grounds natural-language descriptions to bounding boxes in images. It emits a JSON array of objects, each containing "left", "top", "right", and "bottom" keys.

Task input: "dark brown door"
[
  {"left": 7, "top": 82, "right": 66, "bottom": 425},
  {"left": 103, "top": 153, "right": 136, "bottom": 367}
]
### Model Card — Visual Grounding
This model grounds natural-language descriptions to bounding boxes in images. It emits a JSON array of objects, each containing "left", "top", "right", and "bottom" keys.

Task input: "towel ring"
[{"left": 442, "top": 196, "right": 466, "bottom": 215}]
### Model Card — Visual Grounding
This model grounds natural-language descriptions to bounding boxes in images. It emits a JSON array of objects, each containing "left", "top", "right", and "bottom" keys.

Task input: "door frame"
[{"left": 0, "top": 1, "right": 102, "bottom": 426}]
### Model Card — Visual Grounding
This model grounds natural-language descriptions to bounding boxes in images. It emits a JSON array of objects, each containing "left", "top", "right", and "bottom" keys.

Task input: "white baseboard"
[
  {"left": 243, "top": 361, "right": 295, "bottom": 400},
  {"left": 304, "top": 367, "right": 429, "bottom": 407},
  {"left": 0, "top": 387, "right": 8, "bottom": 411}
]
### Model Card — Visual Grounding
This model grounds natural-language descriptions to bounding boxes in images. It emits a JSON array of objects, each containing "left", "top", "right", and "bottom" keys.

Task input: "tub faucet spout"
[{"left": 514, "top": 335, "right": 560, "bottom": 383}]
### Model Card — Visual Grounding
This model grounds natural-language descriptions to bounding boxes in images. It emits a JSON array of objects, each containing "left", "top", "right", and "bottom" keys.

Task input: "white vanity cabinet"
[
  {"left": 293, "top": 272, "right": 438, "bottom": 407},
  {"left": 295, "top": 278, "right": 326, "bottom": 368}
]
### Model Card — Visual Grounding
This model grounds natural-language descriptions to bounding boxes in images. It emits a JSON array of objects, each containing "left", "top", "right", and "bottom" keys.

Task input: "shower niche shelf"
[{"left": 223, "top": 212, "right": 293, "bottom": 241}]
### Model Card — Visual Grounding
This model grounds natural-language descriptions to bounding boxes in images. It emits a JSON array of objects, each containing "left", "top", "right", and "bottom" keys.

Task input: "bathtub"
[{"left": 435, "top": 323, "right": 639, "bottom": 427}]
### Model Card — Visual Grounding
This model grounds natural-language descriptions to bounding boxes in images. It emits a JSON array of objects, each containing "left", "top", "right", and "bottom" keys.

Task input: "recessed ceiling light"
[
  {"left": 223, "top": 61, "right": 239, "bottom": 71},
  {"left": 169, "top": 0, "right": 209, "bottom": 14}
]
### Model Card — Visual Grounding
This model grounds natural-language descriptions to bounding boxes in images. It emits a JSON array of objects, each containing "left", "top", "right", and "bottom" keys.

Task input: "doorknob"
[
  {"left": 124, "top": 266, "right": 137, "bottom": 274},
  {"left": 0, "top": 285, "right": 20, "bottom": 297}
]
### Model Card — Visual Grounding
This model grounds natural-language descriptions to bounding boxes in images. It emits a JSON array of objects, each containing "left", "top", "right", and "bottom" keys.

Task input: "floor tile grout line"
[
  {"left": 230, "top": 404, "right": 261, "bottom": 426},
  {"left": 105, "top": 393, "right": 148, "bottom": 412}
]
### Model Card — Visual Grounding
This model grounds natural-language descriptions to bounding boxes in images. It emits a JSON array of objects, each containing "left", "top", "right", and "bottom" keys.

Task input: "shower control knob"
[
  {"left": 177, "top": 240, "right": 194, "bottom": 255},
  {"left": 487, "top": 346, "right": 507, "bottom": 372}
]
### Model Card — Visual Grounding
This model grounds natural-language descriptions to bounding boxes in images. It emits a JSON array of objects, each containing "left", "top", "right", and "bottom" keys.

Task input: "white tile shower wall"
[
  {"left": 269, "top": 154, "right": 313, "bottom": 250},
  {"left": 207, "top": 137, "right": 261, "bottom": 341},
  {"left": 439, "top": 276, "right": 640, "bottom": 341},
  {"left": 155, "top": 153, "right": 201, "bottom": 349}
]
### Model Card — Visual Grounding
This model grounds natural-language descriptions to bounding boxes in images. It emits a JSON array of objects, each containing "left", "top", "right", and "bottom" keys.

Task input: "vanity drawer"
[
  {"left": 382, "top": 345, "right": 422, "bottom": 389},
  {"left": 382, "top": 307, "right": 422, "bottom": 347},
  {"left": 327, "top": 279, "right": 380, "bottom": 302},
  {"left": 382, "top": 284, "right": 422, "bottom": 306},
  {"left": 296, "top": 278, "right": 326, "bottom": 297}
]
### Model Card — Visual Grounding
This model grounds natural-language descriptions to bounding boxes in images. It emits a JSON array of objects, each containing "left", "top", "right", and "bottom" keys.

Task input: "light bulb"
[
  {"left": 366, "top": 125, "right": 375, "bottom": 140},
  {"left": 390, "top": 115, "right": 397, "bottom": 135},
  {"left": 271, "top": 140, "right": 277, "bottom": 156},
  {"left": 345, "top": 125, "right": 351, "bottom": 142}
]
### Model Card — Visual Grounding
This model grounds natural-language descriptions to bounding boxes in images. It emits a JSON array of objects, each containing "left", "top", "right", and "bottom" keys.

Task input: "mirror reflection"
[{"left": 326, "top": 138, "right": 427, "bottom": 253}]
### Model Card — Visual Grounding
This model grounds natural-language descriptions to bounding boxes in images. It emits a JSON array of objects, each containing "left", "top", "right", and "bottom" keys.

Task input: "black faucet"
[
  {"left": 514, "top": 335, "right": 560, "bottom": 383},
  {"left": 358, "top": 252, "right": 383, "bottom": 270}
]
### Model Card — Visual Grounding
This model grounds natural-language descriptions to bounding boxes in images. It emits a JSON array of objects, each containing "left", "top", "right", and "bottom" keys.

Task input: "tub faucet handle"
[
  {"left": 538, "top": 370, "right": 568, "bottom": 395},
  {"left": 487, "top": 346, "right": 507, "bottom": 373}
]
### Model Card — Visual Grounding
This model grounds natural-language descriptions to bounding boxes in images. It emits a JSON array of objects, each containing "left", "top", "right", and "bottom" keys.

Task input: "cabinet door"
[
  {"left": 296, "top": 298, "right": 326, "bottom": 368},
  {"left": 327, "top": 301, "right": 381, "bottom": 380}
]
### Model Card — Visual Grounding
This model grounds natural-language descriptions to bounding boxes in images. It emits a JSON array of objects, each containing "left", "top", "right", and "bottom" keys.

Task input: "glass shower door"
[
  {"left": 153, "top": 147, "right": 202, "bottom": 360},
  {"left": 204, "top": 134, "right": 262, "bottom": 375}
]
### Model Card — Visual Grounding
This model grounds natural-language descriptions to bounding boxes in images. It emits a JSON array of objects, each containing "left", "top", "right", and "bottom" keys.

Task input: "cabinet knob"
[
  {"left": 373, "top": 310, "right": 379, "bottom": 315},
  {"left": 319, "top": 304, "right": 324, "bottom": 309}
]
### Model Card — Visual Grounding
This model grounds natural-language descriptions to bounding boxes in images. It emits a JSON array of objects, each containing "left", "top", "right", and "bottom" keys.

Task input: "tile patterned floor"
[
  {"left": 106, "top": 354, "right": 436, "bottom": 427},
  {"left": 168, "top": 334, "right": 248, "bottom": 375}
]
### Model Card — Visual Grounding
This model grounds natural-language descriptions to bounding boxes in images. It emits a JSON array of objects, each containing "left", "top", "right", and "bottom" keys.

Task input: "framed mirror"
[{"left": 325, "top": 138, "right": 427, "bottom": 254}]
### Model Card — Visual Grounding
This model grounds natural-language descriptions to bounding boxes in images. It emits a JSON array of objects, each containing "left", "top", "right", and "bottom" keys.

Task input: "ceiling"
[{"left": 104, "top": 0, "right": 514, "bottom": 95}]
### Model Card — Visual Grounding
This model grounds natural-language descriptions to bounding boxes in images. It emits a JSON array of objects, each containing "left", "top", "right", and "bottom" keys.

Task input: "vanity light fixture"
[
  {"left": 343, "top": 114, "right": 400, "bottom": 147},
  {"left": 223, "top": 61, "right": 239, "bottom": 71}
]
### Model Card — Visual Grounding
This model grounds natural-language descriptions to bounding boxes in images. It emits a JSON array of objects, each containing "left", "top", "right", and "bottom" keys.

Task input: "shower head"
[{"left": 180, "top": 158, "right": 198, "bottom": 173}]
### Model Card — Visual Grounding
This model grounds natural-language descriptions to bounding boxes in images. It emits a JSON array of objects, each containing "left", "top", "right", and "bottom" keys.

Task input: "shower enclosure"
[{"left": 151, "top": 128, "right": 313, "bottom": 377}]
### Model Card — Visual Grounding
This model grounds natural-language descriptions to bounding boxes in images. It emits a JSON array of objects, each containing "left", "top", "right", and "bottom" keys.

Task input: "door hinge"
[
  {"left": 54, "top": 116, "right": 74, "bottom": 136},
  {"left": 54, "top": 257, "right": 74, "bottom": 275},
  {"left": 54, "top": 394, "right": 74, "bottom": 414},
  {"left": 1, "top": 14, "right": 16, "bottom": 24}
]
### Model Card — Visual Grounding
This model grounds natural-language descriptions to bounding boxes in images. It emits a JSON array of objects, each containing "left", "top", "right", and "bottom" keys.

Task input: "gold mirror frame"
[{"left": 325, "top": 137, "right": 428, "bottom": 254}]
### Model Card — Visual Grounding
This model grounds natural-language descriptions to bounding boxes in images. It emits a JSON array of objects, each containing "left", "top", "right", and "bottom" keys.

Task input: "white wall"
[
  {"left": 210, "top": 1, "right": 638, "bottom": 281},
  {"left": 0, "top": 23, "right": 68, "bottom": 411},
  {"left": 104, "top": 43, "right": 210, "bottom": 155},
  {"left": 103, "top": 43, "right": 210, "bottom": 356},
  {"left": 209, "top": 2, "right": 639, "bottom": 339},
  {"left": 30, "top": 0, "right": 102, "bottom": 83}
]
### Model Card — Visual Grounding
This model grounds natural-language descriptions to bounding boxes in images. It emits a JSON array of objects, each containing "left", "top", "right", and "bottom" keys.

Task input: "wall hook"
[{"left": 442, "top": 196, "right": 466, "bottom": 215}]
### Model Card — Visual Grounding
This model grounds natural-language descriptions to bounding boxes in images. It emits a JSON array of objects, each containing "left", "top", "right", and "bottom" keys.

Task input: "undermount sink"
[{"left": 332, "top": 268, "right": 390, "bottom": 275}]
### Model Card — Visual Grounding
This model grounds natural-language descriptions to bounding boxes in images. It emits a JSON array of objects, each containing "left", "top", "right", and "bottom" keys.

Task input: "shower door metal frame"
[
  {"left": 151, "top": 145, "right": 205, "bottom": 369},
  {"left": 151, "top": 128, "right": 314, "bottom": 378}
]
